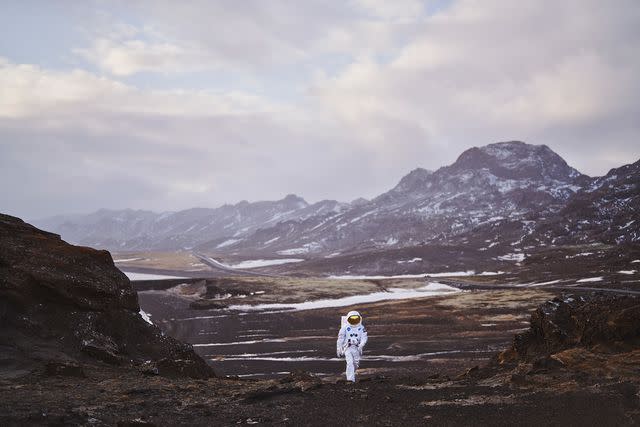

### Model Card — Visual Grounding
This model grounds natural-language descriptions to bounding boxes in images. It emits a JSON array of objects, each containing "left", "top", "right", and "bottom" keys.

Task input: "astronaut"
[{"left": 336, "top": 310, "right": 368, "bottom": 382}]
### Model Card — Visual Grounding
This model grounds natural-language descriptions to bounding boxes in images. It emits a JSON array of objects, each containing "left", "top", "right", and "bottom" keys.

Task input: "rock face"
[
  {"left": 500, "top": 294, "right": 640, "bottom": 376},
  {"left": 0, "top": 213, "right": 213, "bottom": 378},
  {"left": 529, "top": 159, "right": 640, "bottom": 246}
]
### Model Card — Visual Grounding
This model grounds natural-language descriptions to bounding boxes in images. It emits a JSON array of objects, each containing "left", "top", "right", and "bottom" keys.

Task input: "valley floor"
[
  {"left": 3, "top": 280, "right": 639, "bottom": 425},
  {"left": 138, "top": 282, "right": 556, "bottom": 378}
]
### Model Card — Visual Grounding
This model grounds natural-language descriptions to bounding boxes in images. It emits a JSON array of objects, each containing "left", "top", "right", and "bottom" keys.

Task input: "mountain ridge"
[{"left": 35, "top": 141, "right": 638, "bottom": 258}]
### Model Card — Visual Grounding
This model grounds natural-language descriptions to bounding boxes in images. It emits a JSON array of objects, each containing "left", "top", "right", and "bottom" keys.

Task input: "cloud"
[
  {"left": 311, "top": 0, "right": 640, "bottom": 172},
  {"left": 0, "top": 58, "right": 279, "bottom": 118},
  {"left": 74, "top": 1, "right": 339, "bottom": 75},
  {"left": 352, "top": 0, "right": 425, "bottom": 20},
  {"left": 1, "top": 0, "right": 639, "bottom": 220},
  {"left": 0, "top": 57, "right": 388, "bottom": 219},
  {"left": 75, "top": 38, "right": 211, "bottom": 76},
  {"left": 74, "top": 0, "right": 423, "bottom": 76}
]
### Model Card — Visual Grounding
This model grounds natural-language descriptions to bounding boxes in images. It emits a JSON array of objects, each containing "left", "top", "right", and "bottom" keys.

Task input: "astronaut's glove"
[
  {"left": 337, "top": 349, "right": 343, "bottom": 358},
  {"left": 357, "top": 345, "right": 363, "bottom": 356}
]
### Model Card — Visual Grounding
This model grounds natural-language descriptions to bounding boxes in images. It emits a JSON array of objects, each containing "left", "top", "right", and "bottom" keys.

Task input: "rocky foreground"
[
  {"left": 1, "top": 213, "right": 640, "bottom": 425},
  {"left": 0, "top": 214, "right": 212, "bottom": 380}
]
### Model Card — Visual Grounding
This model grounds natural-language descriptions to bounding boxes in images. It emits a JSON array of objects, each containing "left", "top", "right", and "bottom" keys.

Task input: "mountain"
[
  {"left": 209, "top": 141, "right": 589, "bottom": 256},
  {"left": 36, "top": 141, "right": 638, "bottom": 261},
  {"left": 527, "top": 158, "right": 640, "bottom": 246},
  {"left": 35, "top": 194, "right": 347, "bottom": 251}
]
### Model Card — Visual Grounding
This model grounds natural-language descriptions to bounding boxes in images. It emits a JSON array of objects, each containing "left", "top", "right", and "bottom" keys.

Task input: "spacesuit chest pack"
[{"left": 345, "top": 325, "right": 364, "bottom": 347}]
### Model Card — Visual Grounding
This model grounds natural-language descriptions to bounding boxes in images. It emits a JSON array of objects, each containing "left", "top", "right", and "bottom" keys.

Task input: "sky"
[{"left": 1, "top": 0, "right": 639, "bottom": 220}]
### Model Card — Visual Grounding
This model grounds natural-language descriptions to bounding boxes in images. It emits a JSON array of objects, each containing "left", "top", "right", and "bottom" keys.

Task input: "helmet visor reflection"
[{"left": 347, "top": 315, "right": 361, "bottom": 325}]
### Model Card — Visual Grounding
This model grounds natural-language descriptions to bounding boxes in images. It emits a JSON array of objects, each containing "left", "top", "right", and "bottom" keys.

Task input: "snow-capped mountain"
[
  {"left": 210, "top": 141, "right": 589, "bottom": 255},
  {"left": 37, "top": 141, "right": 638, "bottom": 257},
  {"left": 529, "top": 158, "right": 640, "bottom": 246}
]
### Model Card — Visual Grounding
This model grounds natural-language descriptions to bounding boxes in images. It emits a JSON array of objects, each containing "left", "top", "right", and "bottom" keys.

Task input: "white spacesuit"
[{"left": 336, "top": 310, "right": 368, "bottom": 382}]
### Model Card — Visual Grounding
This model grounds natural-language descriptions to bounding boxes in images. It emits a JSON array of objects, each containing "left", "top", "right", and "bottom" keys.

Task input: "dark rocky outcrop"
[
  {"left": 0, "top": 213, "right": 213, "bottom": 379},
  {"left": 499, "top": 293, "right": 640, "bottom": 379}
]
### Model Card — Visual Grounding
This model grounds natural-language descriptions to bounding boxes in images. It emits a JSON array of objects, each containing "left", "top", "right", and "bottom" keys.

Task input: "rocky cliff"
[{"left": 0, "top": 213, "right": 213, "bottom": 379}]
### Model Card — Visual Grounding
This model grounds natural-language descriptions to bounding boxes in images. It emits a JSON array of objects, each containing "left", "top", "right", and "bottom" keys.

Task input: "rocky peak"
[
  {"left": 448, "top": 141, "right": 584, "bottom": 182},
  {"left": 530, "top": 156, "right": 640, "bottom": 245},
  {"left": 350, "top": 197, "right": 369, "bottom": 206},
  {"left": 281, "top": 194, "right": 308, "bottom": 208},
  {"left": 588, "top": 158, "right": 640, "bottom": 193},
  {"left": 391, "top": 167, "right": 434, "bottom": 194}
]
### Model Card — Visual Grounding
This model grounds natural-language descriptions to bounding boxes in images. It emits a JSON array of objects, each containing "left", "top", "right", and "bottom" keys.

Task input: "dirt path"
[{"left": 193, "top": 253, "right": 281, "bottom": 278}]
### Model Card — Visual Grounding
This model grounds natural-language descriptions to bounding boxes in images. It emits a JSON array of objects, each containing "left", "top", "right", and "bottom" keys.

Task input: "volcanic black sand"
[{"left": 2, "top": 361, "right": 636, "bottom": 426}]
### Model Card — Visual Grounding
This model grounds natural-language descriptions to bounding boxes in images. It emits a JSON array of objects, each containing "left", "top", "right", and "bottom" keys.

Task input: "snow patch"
[
  {"left": 193, "top": 338, "right": 288, "bottom": 347},
  {"left": 385, "top": 237, "right": 398, "bottom": 246},
  {"left": 123, "top": 272, "right": 187, "bottom": 280},
  {"left": 576, "top": 277, "right": 603, "bottom": 283},
  {"left": 325, "top": 252, "right": 342, "bottom": 258},
  {"left": 277, "top": 242, "right": 320, "bottom": 255},
  {"left": 348, "top": 210, "right": 376, "bottom": 224},
  {"left": 497, "top": 253, "right": 525, "bottom": 262},
  {"left": 227, "top": 282, "right": 460, "bottom": 312},
  {"left": 477, "top": 271, "right": 505, "bottom": 276},
  {"left": 329, "top": 271, "right": 476, "bottom": 279},
  {"left": 397, "top": 258, "right": 422, "bottom": 264},
  {"left": 565, "top": 252, "right": 593, "bottom": 259},
  {"left": 217, "top": 238, "right": 240, "bottom": 248},
  {"left": 427, "top": 270, "right": 476, "bottom": 277},
  {"left": 139, "top": 310, "right": 153, "bottom": 325},
  {"left": 277, "top": 247, "right": 308, "bottom": 255},
  {"left": 113, "top": 257, "right": 143, "bottom": 263}
]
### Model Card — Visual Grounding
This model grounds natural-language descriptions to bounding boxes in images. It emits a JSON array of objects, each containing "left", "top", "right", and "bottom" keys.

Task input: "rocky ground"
[
  {"left": 2, "top": 213, "right": 640, "bottom": 425},
  {"left": 137, "top": 283, "right": 555, "bottom": 378},
  {"left": 2, "top": 292, "right": 639, "bottom": 425}
]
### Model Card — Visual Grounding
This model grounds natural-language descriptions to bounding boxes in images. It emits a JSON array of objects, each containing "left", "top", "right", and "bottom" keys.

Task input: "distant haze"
[{"left": 1, "top": 1, "right": 639, "bottom": 220}]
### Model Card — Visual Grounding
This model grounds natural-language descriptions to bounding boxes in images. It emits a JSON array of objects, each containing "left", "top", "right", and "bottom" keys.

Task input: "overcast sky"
[{"left": 1, "top": 0, "right": 639, "bottom": 220}]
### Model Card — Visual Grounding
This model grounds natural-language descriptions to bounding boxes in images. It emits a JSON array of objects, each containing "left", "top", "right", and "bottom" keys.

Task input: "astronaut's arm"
[
  {"left": 336, "top": 326, "right": 346, "bottom": 357},
  {"left": 359, "top": 327, "right": 368, "bottom": 351}
]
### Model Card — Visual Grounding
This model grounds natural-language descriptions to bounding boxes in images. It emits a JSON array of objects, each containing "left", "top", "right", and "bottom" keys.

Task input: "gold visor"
[{"left": 347, "top": 315, "right": 361, "bottom": 325}]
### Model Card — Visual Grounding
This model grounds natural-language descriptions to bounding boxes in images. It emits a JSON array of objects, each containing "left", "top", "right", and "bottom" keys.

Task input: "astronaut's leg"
[
  {"left": 353, "top": 348, "right": 361, "bottom": 372},
  {"left": 344, "top": 347, "right": 356, "bottom": 382}
]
